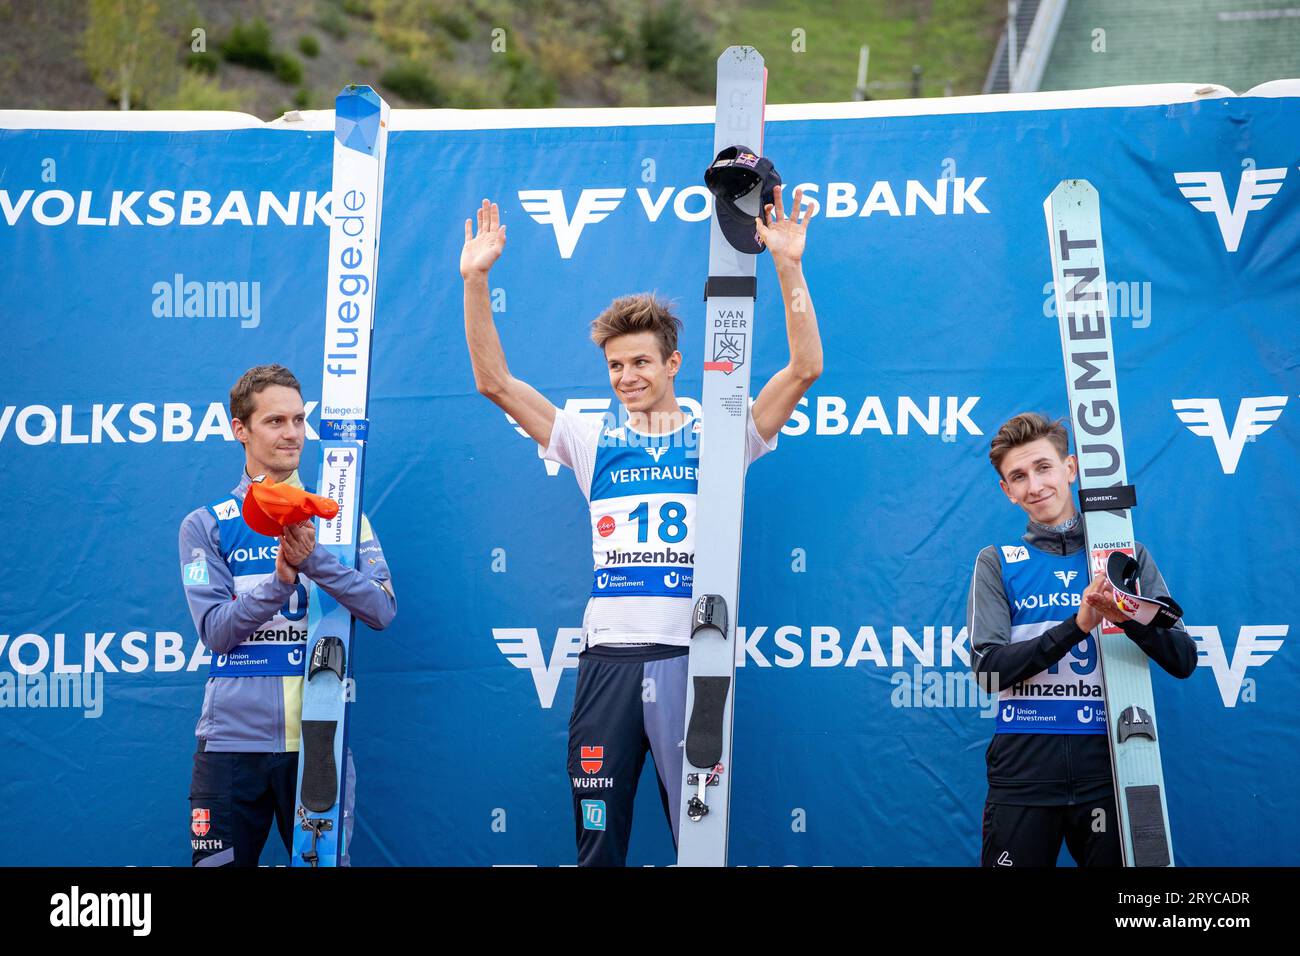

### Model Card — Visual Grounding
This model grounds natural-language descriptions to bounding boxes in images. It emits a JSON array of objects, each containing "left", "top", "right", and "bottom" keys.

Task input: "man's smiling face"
[
  {"left": 603, "top": 331, "right": 680, "bottom": 416},
  {"left": 998, "top": 437, "right": 1078, "bottom": 526}
]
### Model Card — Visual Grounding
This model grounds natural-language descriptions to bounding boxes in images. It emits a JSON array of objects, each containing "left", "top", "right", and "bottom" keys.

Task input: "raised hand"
[
  {"left": 755, "top": 184, "right": 813, "bottom": 265},
  {"left": 460, "top": 198, "right": 507, "bottom": 279}
]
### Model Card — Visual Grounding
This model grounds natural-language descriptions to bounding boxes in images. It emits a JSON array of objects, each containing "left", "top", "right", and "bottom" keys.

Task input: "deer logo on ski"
[{"left": 705, "top": 331, "right": 746, "bottom": 374}]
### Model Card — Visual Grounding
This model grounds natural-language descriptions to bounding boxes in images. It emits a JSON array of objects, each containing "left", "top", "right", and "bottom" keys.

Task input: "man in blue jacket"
[
  {"left": 966, "top": 412, "right": 1194, "bottom": 866},
  {"left": 179, "top": 364, "right": 395, "bottom": 866}
]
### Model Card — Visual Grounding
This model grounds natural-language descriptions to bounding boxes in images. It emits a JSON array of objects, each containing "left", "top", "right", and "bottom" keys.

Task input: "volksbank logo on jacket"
[
  {"left": 996, "top": 544, "right": 1104, "bottom": 735},
  {"left": 204, "top": 497, "right": 308, "bottom": 677},
  {"left": 588, "top": 420, "right": 699, "bottom": 600}
]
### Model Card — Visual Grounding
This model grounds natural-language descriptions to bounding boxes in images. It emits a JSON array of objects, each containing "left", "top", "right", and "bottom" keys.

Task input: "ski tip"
[
  {"left": 719, "top": 45, "right": 762, "bottom": 64},
  {"left": 1046, "top": 178, "right": 1098, "bottom": 199},
  {"left": 334, "top": 85, "right": 390, "bottom": 153},
  {"left": 336, "top": 85, "right": 387, "bottom": 109}
]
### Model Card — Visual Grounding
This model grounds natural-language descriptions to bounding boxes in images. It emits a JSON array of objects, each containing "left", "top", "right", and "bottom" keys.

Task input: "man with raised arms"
[{"left": 461, "top": 187, "right": 821, "bottom": 866}]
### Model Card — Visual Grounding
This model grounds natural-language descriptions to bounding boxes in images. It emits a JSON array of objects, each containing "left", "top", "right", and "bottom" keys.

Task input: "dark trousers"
[
  {"left": 567, "top": 644, "right": 689, "bottom": 867},
  {"left": 189, "top": 748, "right": 355, "bottom": 866},
  {"left": 981, "top": 795, "right": 1122, "bottom": 867}
]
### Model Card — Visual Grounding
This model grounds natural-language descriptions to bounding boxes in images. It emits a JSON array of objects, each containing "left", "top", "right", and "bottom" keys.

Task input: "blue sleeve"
[
  {"left": 178, "top": 508, "right": 296, "bottom": 655},
  {"left": 298, "top": 514, "right": 396, "bottom": 631}
]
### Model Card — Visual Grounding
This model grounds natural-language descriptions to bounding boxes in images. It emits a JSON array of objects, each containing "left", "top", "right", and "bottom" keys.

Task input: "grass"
[{"left": 729, "top": 0, "right": 1005, "bottom": 102}]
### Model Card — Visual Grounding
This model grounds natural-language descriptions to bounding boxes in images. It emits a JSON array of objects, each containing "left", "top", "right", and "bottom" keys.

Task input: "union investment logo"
[
  {"left": 1173, "top": 167, "right": 1287, "bottom": 252},
  {"left": 1171, "top": 396, "right": 1287, "bottom": 474},
  {"left": 518, "top": 188, "right": 626, "bottom": 259}
]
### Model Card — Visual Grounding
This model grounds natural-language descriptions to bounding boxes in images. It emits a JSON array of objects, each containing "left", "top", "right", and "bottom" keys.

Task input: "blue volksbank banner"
[{"left": 1, "top": 88, "right": 1297, "bottom": 865}]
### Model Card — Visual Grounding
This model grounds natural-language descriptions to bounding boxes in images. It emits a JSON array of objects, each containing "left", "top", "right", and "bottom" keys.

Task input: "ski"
[
  {"left": 677, "top": 46, "right": 767, "bottom": 867},
  {"left": 291, "top": 85, "right": 390, "bottom": 868},
  {"left": 1044, "top": 179, "right": 1174, "bottom": 867}
]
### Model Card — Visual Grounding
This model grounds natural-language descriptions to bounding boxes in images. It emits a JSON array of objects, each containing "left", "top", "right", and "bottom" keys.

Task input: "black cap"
[
  {"left": 704, "top": 145, "right": 782, "bottom": 255},
  {"left": 1104, "top": 551, "right": 1185, "bottom": 628}
]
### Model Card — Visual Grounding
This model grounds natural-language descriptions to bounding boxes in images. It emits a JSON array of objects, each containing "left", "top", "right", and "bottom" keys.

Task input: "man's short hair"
[
  {"left": 989, "top": 412, "right": 1070, "bottom": 476},
  {"left": 589, "top": 292, "right": 682, "bottom": 361},
  {"left": 230, "top": 364, "right": 302, "bottom": 425}
]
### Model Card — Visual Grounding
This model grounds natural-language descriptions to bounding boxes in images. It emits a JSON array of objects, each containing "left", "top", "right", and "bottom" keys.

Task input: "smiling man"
[
  {"left": 461, "top": 187, "right": 821, "bottom": 866},
  {"left": 966, "top": 412, "right": 1195, "bottom": 867},
  {"left": 177, "top": 364, "right": 395, "bottom": 866}
]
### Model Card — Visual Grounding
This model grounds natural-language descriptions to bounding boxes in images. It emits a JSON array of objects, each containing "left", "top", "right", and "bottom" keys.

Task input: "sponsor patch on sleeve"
[{"left": 183, "top": 551, "right": 210, "bottom": 586}]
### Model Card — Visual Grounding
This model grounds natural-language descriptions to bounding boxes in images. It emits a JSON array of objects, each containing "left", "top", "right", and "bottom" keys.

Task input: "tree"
[{"left": 83, "top": 0, "right": 177, "bottom": 110}]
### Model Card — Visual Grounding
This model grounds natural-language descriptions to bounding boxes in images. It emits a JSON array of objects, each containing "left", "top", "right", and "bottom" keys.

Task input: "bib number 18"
[{"left": 629, "top": 500, "right": 688, "bottom": 543}]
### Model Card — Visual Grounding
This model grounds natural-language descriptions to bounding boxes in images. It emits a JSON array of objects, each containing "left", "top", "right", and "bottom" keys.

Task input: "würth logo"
[
  {"left": 1174, "top": 168, "right": 1287, "bottom": 252},
  {"left": 191, "top": 808, "right": 211, "bottom": 837},
  {"left": 519, "top": 188, "right": 625, "bottom": 259},
  {"left": 1171, "top": 396, "right": 1287, "bottom": 474},
  {"left": 580, "top": 745, "right": 604, "bottom": 774}
]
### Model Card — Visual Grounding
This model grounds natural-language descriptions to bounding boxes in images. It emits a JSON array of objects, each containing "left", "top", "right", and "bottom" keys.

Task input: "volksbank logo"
[
  {"left": 1054, "top": 570, "right": 1078, "bottom": 587},
  {"left": 490, "top": 622, "right": 1282, "bottom": 712},
  {"left": 1174, "top": 168, "right": 1287, "bottom": 252},
  {"left": 521, "top": 394, "right": 983, "bottom": 475},
  {"left": 1171, "top": 396, "right": 1288, "bottom": 474},
  {"left": 492, "top": 628, "right": 583, "bottom": 708},
  {"left": 1, "top": 188, "right": 333, "bottom": 228},
  {"left": 1188, "top": 625, "right": 1286, "bottom": 707},
  {"left": 1013, "top": 593, "right": 1082, "bottom": 611},
  {"left": 645, "top": 446, "right": 669, "bottom": 463},
  {"left": 518, "top": 177, "right": 990, "bottom": 257},
  {"left": 229, "top": 546, "right": 277, "bottom": 563},
  {"left": 519, "top": 189, "right": 626, "bottom": 258},
  {"left": 0, "top": 631, "right": 211, "bottom": 674},
  {"left": 0, "top": 400, "right": 321, "bottom": 447}
]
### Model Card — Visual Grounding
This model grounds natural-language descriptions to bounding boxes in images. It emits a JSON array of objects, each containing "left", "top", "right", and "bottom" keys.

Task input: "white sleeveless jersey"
[{"left": 542, "top": 409, "right": 776, "bottom": 646}]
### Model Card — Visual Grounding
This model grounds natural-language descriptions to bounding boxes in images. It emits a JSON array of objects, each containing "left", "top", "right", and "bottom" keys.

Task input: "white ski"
[
  {"left": 1044, "top": 179, "right": 1174, "bottom": 867},
  {"left": 677, "top": 46, "right": 767, "bottom": 868}
]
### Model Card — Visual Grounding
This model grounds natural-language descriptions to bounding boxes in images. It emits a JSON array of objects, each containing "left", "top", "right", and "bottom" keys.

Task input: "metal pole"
[{"left": 854, "top": 45, "right": 870, "bottom": 101}]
